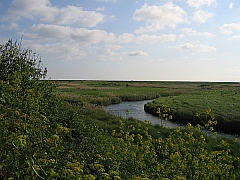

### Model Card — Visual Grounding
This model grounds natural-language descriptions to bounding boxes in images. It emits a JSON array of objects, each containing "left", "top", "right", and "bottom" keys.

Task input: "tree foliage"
[{"left": 0, "top": 39, "right": 54, "bottom": 112}]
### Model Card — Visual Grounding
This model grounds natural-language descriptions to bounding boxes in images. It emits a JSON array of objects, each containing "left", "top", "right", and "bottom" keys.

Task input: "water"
[
  {"left": 105, "top": 100, "right": 239, "bottom": 141},
  {"left": 105, "top": 100, "right": 183, "bottom": 128}
]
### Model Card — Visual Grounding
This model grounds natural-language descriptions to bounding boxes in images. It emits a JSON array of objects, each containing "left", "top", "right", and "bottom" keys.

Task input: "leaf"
[{"left": 49, "top": 168, "right": 58, "bottom": 177}]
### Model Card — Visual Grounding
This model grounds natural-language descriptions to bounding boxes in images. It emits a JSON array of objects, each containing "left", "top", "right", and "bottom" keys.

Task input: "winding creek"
[{"left": 105, "top": 100, "right": 239, "bottom": 141}]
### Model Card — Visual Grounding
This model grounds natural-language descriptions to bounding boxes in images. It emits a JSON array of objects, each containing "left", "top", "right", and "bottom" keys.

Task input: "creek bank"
[
  {"left": 144, "top": 101, "right": 240, "bottom": 136},
  {"left": 105, "top": 100, "right": 182, "bottom": 129},
  {"left": 105, "top": 100, "right": 239, "bottom": 141}
]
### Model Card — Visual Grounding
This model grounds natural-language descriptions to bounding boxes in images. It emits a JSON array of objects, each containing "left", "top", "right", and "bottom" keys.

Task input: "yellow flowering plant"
[{"left": 156, "top": 104, "right": 172, "bottom": 126}]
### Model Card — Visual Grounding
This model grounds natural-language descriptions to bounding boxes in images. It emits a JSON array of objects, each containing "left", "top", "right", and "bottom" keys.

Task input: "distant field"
[
  {"left": 54, "top": 80, "right": 232, "bottom": 103},
  {"left": 54, "top": 80, "right": 240, "bottom": 134}
]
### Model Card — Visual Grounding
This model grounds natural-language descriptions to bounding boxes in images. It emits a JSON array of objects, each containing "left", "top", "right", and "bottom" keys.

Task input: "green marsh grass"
[
  {"left": 54, "top": 80, "right": 208, "bottom": 105},
  {"left": 144, "top": 88, "right": 240, "bottom": 134}
]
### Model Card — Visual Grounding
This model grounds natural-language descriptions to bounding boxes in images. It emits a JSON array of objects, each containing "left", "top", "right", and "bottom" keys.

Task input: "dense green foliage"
[
  {"left": 0, "top": 40, "right": 68, "bottom": 179},
  {"left": 1, "top": 40, "right": 240, "bottom": 179}
]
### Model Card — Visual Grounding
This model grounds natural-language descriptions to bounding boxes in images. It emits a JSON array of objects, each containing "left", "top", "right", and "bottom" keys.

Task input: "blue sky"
[{"left": 0, "top": 0, "right": 240, "bottom": 81}]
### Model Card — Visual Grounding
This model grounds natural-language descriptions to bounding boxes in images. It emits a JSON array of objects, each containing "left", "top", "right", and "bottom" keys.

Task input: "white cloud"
[
  {"left": 181, "top": 28, "right": 215, "bottom": 36},
  {"left": 0, "top": 22, "right": 18, "bottom": 30},
  {"left": 128, "top": 51, "right": 148, "bottom": 56},
  {"left": 177, "top": 43, "right": 217, "bottom": 53},
  {"left": 23, "top": 23, "right": 177, "bottom": 63},
  {"left": 228, "top": 35, "right": 240, "bottom": 40},
  {"left": 26, "top": 24, "right": 176, "bottom": 46},
  {"left": 102, "top": 44, "right": 122, "bottom": 56},
  {"left": 27, "top": 24, "right": 116, "bottom": 44},
  {"left": 23, "top": 24, "right": 176, "bottom": 61},
  {"left": 220, "top": 23, "right": 240, "bottom": 34},
  {"left": 7, "top": 0, "right": 58, "bottom": 21},
  {"left": 104, "top": 49, "right": 116, "bottom": 56},
  {"left": 54, "top": 6, "right": 104, "bottom": 27},
  {"left": 31, "top": 42, "right": 87, "bottom": 61},
  {"left": 6, "top": 0, "right": 104, "bottom": 27},
  {"left": 187, "top": 0, "right": 216, "bottom": 9},
  {"left": 28, "top": 39, "right": 124, "bottom": 62},
  {"left": 133, "top": 2, "right": 187, "bottom": 33},
  {"left": 97, "top": 45, "right": 124, "bottom": 62},
  {"left": 118, "top": 33, "right": 135, "bottom": 43},
  {"left": 192, "top": 10, "right": 214, "bottom": 23},
  {"left": 136, "top": 34, "right": 176, "bottom": 44},
  {"left": 229, "top": 3, "right": 233, "bottom": 9}
]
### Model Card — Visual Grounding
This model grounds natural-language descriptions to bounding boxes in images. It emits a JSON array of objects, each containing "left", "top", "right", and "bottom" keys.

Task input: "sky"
[{"left": 0, "top": 0, "right": 240, "bottom": 81}]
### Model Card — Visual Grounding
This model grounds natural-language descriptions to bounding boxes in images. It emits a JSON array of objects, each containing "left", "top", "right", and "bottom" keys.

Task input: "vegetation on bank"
[
  {"left": 1, "top": 39, "right": 240, "bottom": 179},
  {"left": 144, "top": 88, "right": 240, "bottom": 135}
]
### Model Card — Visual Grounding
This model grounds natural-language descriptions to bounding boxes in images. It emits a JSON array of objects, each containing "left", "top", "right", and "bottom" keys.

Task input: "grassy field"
[
  {"left": 54, "top": 80, "right": 167, "bottom": 105},
  {"left": 55, "top": 80, "right": 240, "bottom": 135},
  {"left": 54, "top": 80, "right": 223, "bottom": 104},
  {"left": 144, "top": 84, "right": 240, "bottom": 135}
]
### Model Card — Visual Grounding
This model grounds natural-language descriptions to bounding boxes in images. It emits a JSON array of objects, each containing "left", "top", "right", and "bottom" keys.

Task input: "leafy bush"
[{"left": 0, "top": 40, "right": 86, "bottom": 179}]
